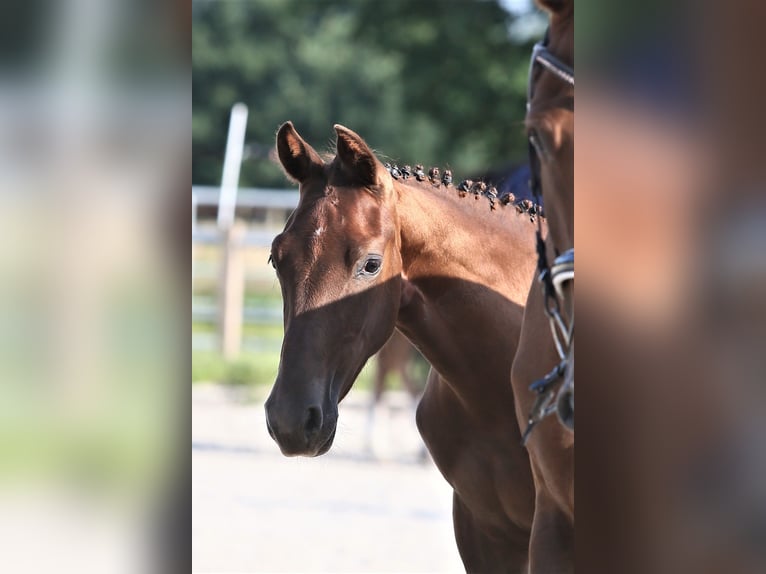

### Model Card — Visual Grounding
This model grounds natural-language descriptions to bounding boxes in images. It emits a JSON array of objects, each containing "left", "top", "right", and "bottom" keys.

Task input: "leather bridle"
[{"left": 522, "top": 30, "right": 575, "bottom": 444}]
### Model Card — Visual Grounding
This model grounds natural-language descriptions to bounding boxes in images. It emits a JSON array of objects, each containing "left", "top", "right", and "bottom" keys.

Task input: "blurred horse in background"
[
  {"left": 265, "top": 122, "right": 542, "bottom": 572},
  {"left": 372, "top": 331, "right": 422, "bottom": 404},
  {"left": 364, "top": 330, "right": 426, "bottom": 458}
]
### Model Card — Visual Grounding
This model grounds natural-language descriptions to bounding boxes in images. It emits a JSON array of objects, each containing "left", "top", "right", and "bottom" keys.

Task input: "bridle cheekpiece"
[{"left": 522, "top": 30, "right": 575, "bottom": 444}]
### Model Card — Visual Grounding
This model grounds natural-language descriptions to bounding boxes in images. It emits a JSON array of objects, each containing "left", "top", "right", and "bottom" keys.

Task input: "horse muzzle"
[{"left": 264, "top": 394, "right": 338, "bottom": 457}]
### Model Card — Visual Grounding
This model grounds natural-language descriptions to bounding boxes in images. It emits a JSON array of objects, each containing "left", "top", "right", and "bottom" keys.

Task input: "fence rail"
[
  {"left": 192, "top": 186, "right": 299, "bottom": 247},
  {"left": 192, "top": 185, "right": 299, "bottom": 209},
  {"left": 192, "top": 187, "right": 296, "bottom": 357},
  {"left": 193, "top": 228, "right": 278, "bottom": 247}
]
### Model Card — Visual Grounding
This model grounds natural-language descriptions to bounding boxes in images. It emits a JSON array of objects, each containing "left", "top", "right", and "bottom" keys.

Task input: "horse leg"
[
  {"left": 398, "top": 361, "right": 428, "bottom": 461},
  {"left": 528, "top": 492, "right": 573, "bottom": 574},
  {"left": 399, "top": 361, "right": 421, "bottom": 400},
  {"left": 453, "top": 492, "right": 530, "bottom": 574}
]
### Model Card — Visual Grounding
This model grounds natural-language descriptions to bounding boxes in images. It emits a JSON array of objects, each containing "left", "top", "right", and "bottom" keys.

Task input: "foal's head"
[{"left": 264, "top": 122, "right": 404, "bottom": 456}]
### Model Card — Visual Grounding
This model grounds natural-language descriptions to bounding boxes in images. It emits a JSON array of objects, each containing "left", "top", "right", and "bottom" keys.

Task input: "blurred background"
[{"left": 0, "top": 0, "right": 187, "bottom": 573}]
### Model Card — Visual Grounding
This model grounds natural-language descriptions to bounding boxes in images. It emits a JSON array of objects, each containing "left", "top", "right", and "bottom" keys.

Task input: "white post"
[
  {"left": 220, "top": 222, "right": 246, "bottom": 359},
  {"left": 217, "top": 103, "right": 248, "bottom": 230}
]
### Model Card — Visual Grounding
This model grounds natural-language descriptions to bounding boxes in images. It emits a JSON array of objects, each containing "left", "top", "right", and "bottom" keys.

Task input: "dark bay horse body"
[
  {"left": 265, "top": 122, "right": 541, "bottom": 571},
  {"left": 510, "top": 1, "right": 574, "bottom": 572}
]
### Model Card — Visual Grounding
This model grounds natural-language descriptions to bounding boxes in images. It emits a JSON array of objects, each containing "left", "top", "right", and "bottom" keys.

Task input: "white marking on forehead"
[{"left": 314, "top": 226, "right": 324, "bottom": 237}]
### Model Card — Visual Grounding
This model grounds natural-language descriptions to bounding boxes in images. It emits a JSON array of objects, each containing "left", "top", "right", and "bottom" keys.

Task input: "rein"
[{"left": 522, "top": 30, "right": 575, "bottom": 444}]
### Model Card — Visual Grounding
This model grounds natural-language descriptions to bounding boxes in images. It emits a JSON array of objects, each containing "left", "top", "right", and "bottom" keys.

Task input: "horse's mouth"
[{"left": 313, "top": 426, "right": 337, "bottom": 457}]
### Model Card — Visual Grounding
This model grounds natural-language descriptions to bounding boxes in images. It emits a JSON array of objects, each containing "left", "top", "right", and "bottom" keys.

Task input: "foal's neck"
[
  {"left": 392, "top": 181, "right": 538, "bottom": 404},
  {"left": 394, "top": 180, "right": 535, "bottom": 305}
]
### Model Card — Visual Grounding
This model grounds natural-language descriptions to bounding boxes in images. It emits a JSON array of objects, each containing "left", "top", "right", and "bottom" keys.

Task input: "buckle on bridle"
[
  {"left": 539, "top": 252, "right": 573, "bottom": 362},
  {"left": 521, "top": 359, "right": 567, "bottom": 445},
  {"left": 551, "top": 249, "right": 574, "bottom": 300}
]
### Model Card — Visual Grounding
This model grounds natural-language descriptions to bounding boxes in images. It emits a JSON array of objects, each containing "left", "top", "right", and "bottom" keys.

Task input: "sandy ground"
[{"left": 192, "top": 384, "right": 464, "bottom": 573}]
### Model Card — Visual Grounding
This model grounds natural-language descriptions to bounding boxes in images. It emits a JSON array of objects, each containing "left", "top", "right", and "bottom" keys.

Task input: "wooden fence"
[{"left": 192, "top": 186, "right": 298, "bottom": 358}]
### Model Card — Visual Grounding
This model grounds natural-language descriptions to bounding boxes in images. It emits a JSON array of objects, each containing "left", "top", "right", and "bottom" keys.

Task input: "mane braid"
[{"left": 384, "top": 162, "right": 544, "bottom": 223}]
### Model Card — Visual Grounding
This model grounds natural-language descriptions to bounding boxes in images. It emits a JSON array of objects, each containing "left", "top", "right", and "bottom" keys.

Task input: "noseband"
[{"left": 522, "top": 31, "right": 575, "bottom": 444}]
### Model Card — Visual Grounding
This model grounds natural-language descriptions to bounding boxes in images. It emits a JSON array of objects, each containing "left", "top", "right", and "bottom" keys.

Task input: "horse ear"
[
  {"left": 276, "top": 121, "right": 324, "bottom": 183},
  {"left": 334, "top": 124, "right": 381, "bottom": 187}
]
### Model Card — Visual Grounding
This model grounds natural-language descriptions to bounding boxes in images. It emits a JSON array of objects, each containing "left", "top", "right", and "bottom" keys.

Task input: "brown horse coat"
[
  {"left": 265, "top": 122, "right": 541, "bottom": 572},
  {"left": 510, "top": 1, "right": 575, "bottom": 572}
]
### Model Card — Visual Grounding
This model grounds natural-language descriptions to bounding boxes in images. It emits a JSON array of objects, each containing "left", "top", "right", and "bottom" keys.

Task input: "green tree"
[{"left": 192, "top": 0, "right": 537, "bottom": 188}]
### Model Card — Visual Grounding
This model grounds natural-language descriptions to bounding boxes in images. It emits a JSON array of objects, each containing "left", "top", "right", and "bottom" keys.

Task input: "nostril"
[{"left": 304, "top": 406, "right": 323, "bottom": 442}]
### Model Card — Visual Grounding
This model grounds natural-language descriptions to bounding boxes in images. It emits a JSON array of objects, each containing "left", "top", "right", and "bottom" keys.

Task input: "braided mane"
[{"left": 383, "top": 162, "right": 544, "bottom": 223}]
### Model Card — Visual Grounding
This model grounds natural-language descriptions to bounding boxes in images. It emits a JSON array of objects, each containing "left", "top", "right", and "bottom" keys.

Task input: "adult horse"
[
  {"left": 510, "top": 0, "right": 574, "bottom": 572},
  {"left": 264, "top": 121, "right": 542, "bottom": 571}
]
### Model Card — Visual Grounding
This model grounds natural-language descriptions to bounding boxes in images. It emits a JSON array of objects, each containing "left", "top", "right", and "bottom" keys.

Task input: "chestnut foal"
[{"left": 264, "top": 122, "right": 541, "bottom": 571}]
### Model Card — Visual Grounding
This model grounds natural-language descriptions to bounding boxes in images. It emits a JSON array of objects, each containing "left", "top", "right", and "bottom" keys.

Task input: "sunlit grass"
[{"left": 191, "top": 350, "right": 376, "bottom": 392}]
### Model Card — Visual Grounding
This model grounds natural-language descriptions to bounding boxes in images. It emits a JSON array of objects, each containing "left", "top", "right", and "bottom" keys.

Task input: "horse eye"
[
  {"left": 268, "top": 254, "right": 276, "bottom": 269},
  {"left": 363, "top": 257, "right": 381, "bottom": 275}
]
